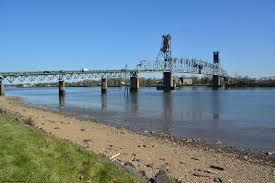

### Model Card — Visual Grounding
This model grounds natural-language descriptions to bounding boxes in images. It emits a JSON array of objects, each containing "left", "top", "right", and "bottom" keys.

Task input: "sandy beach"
[{"left": 0, "top": 96, "right": 274, "bottom": 183}]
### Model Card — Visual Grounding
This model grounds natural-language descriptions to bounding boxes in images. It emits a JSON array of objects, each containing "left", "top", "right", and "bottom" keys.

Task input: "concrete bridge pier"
[
  {"left": 101, "top": 78, "right": 107, "bottom": 94},
  {"left": 212, "top": 75, "right": 221, "bottom": 88},
  {"left": 130, "top": 76, "right": 139, "bottom": 92},
  {"left": 212, "top": 51, "right": 221, "bottom": 88},
  {"left": 0, "top": 78, "right": 4, "bottom": 96},
  {"left": 59, "top": 80, "right": 65, "bottom": 97},
  {"left": 163, "top": 71, "right": 174, "bottom": 91}
]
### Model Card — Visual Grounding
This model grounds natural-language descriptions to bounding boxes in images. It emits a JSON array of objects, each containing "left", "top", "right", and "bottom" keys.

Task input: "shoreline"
[
  {"left": 20, "top": 96, "right": 274, "bottom": 155},
  {"left": 0, "top": 96, "right": 274, "bottom": 182}
]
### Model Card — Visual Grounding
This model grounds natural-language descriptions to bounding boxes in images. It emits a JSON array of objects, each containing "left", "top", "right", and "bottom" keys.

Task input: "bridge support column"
[
  {"left": 59, "top": 80, "right": 65, "bottom": 96},
  {"left": 163, "top": 71, "right": 174, "bottom": 91},
  {"left": 212, "top": 75, "right": 221, "bottom": 88},
  {"left": 130, "top": 76, "right": 139, "bottom": 92},
  {"left": 101, "top": 78, "right": 107, "bottom": 94},
  {"left": 0, "top": 78, "right": 4, "bottom": 96}
]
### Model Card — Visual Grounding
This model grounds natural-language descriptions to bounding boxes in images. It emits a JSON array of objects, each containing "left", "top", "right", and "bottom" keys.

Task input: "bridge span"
[
  {"left": 0, "top": 35, "right": 229, "bottom": 96},
  {"left": 0, "top": 54, "right": 229, "bottom": 96}
]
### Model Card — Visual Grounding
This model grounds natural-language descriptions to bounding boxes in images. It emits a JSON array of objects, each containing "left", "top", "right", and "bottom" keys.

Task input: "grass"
[{"left": 0, "top": 115, "right": 147, "bottom": 183}]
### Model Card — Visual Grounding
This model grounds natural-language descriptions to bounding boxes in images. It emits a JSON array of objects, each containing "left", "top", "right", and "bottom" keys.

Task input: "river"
[{"left": 5, "top": 86, "right": 275, "bottom": 151}]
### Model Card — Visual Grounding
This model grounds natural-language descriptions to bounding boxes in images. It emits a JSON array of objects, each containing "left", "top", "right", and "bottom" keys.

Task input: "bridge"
[{"left": 0, "top": 35, "right": 229, "bottom": 96}]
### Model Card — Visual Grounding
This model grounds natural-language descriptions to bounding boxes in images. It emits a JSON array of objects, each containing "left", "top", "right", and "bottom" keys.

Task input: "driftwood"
[{"left": 110, "top": 153, "right": 121, "bottom": 160}]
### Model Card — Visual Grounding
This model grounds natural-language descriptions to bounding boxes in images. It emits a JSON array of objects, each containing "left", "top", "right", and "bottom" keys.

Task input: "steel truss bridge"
[{"left": 0, "top": 57, "right": 228, "bottom": 84}]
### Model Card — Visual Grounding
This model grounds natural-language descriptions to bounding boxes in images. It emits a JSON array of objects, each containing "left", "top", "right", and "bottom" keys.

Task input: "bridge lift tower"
[
  {"left": 213, "top": 51, "right": 221, "bottom": 87},
  {"left": 157, "top": 34, "right": 175, "bottom": 91}
]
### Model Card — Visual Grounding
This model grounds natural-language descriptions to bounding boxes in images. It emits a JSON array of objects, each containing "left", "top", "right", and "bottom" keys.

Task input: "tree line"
[{"left": 14, "top": 75, "right": 275, "bottom": 87}]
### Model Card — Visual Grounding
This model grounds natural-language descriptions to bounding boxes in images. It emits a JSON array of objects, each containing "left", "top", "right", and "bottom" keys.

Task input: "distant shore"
[
  {"left": 9, "top": 84, "right": 275, "bottom": 88},
  {"left": 0, "top": 96, "right": 274, "bottom": 182}
]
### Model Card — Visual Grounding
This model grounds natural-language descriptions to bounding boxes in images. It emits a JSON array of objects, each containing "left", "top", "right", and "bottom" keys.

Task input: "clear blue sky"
[{"left": 0, "top": 0, "right": 274, "bottom": 77}]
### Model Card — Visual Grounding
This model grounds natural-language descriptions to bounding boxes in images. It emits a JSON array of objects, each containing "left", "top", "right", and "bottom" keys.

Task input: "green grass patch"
[{"left": 0, "top": 115, "right": 147, "bottom": 183}]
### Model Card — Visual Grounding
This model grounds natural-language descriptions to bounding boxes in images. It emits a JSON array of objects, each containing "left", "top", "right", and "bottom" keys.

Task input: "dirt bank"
[{"left": 0, "top": 96, "right": 274, "bottom": 183}]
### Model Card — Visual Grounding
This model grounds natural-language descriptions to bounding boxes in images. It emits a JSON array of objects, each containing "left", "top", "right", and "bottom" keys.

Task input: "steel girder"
[
  {"left": 136, "top": 57, "right": 228, "bottom": 77},
  {"left": 0, "top": 57, "right": 228, "bottom": 84},
  {"left": 0, "top": 70, "right": 134, "bottom": 84}
]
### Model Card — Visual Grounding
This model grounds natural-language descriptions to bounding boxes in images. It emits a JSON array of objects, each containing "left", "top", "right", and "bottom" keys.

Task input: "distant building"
[{"left": 179, "top": 78, "right": 193, "bottom": 85}]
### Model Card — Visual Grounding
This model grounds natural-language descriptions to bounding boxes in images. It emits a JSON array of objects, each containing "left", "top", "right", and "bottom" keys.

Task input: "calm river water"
[{"left": 5, "top": 87, "right": 275, "bottom": 151}]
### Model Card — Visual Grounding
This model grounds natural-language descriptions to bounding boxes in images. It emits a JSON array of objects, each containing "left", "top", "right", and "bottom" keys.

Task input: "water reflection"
[
  {"left": 59, "top": 94, "right": 65, "bottom": 108},
  {"left": 101, "top": 93, "right": 107, "bottom": 111},
  {"left": 212, "top": 90, "right": 220, "bottom": 121},
  {"left": 162, "top": 92, "right": 172, "bottom": 134},
  {"left": 124, "top": 92, "right": 139, "bottom": 113},
  {"left": 130, "top": 92, "right": 139, "bottom": 113}
]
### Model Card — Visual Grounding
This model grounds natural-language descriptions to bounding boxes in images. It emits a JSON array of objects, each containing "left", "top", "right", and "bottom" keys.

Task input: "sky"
[{"left": 0, "top": 0, "right": 275, "bottom": 77}]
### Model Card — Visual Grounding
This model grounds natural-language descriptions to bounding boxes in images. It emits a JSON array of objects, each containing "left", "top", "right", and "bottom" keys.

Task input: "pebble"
[
  {"left": 124, "top": 161, "right": 135, "bottom": 167},
  {"left": 273, "top": 169, "right": 275, "bottom": 176},
  {"left": 143, "top": 145, "right": 147, "bottom": 148},
  {"left": 111, "top": 159, "right": 124, "bottom": 169},
  {"left": 83, "top": 139, "right": 92, "bottom": 143},
  {"left": 210, "top": 165, "right": 224, "bottom": 171},
  {"left": 82, "top": 144, "right": 89, "bottom": 148},
  {"left": 265, "top": 152, "right": 273, "bottom": 156},
  {"left": 177, "top": 177, "right": 184, "bottom": 183},
  {"left": 79, "top": 174, "right": 84, "bottom": 180},
  {"left": 134, "top": 158, "right": 142, "bottom": 162},
  {"left": 124, "top": 165, "right": 138, "bottom": 174},
  {"left": 155, "top": 169, "right": 171, "bottom": 183},
  {"left": 191, "top": 157, "right": 199, "bottom": 161},
  {"left": 193, "top": 172, "right": 211, "bottom": 178},
  {"left": 205, "top": 169, "right": 217, "bottom": 174},
  {"left": 139, "top": 170, "right": 154, "bottom": 182},
  {"left": 214, "top": 177, "right": 223, "bottom": 182},
  {"left": 146, "top": 163, "right": 163, "bottom": 169}
]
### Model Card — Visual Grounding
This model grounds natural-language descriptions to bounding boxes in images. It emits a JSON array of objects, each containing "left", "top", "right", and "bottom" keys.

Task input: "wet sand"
[{"left": 0, "top": 96, "right": 274, "bottom": 182}]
